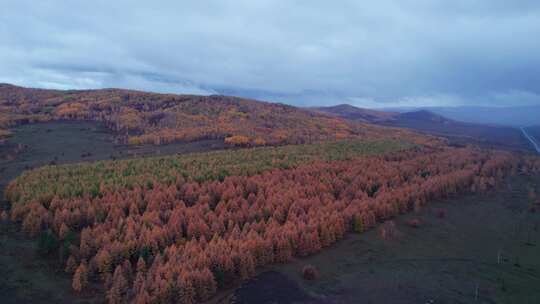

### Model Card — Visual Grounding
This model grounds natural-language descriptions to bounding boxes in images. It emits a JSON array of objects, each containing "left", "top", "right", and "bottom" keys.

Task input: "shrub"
[
  {"left": 406, "top": 218, "right": 421, "bottom": 228},
  {"left": 353, "top": 216, "right": 364, "bottom": 233},
  {"left": 37, "top": 229, "right": 59, "bottom": 255},
  {"left": 302, "top": 265, "right": 319, "bottom": 280},
  {"left": 224, "top": 135, "right": 250, "bottom": 147},
  {"left": 0, "top": 211, "right": 8, "bottom": 223}
]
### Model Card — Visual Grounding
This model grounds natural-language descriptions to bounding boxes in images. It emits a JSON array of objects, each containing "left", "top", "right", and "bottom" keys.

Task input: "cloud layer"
[{"left": 1, "top": 0, "right": 540, "bottom": 107}]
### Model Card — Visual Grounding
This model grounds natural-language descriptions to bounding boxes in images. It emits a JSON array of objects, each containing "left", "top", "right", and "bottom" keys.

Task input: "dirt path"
[{"left": 521, "top": 127, "right": 540, "bottom": 154}]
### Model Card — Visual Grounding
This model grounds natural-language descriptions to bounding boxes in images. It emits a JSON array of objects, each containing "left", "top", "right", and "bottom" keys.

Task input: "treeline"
[
  {"left": 5, "top": 140, "right": 410, "bottom": 205},
  {"left": 0, "top": 84, "right": 440, "bottom": 147},
  {"left": 6, "top": 147, "right": 538, "bottom": 303}
]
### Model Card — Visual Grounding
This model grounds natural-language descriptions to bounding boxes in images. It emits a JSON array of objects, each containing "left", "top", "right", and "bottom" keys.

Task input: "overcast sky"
[{"left": 1, "top": 1, "right": 540, "bottom": 108}]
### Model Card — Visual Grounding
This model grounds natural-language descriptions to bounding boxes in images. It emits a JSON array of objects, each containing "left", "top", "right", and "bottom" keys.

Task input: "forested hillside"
[
  {"left": 0, "top": 84, "right": 436, "bottom": 147},
  {"left": 310, "top": 104, "right": 398, "bottom": 123}
]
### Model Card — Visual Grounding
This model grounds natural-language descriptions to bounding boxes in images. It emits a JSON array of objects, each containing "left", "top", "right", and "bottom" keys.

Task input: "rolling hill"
[
  {"left": 313, "top": 105, "right": 533, "bottom": 151},
  {"left": 310, "top": 104, "right": 399, "bottom": 123},
  {"left": 0, "top": 84, "right": 436, "bottom": 147},
  {"left": 422, "top": 106, "right": 540, "bottom": 126}
]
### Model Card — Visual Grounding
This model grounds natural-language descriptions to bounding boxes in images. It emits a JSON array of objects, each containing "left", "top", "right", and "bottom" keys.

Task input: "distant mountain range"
[
  {"left": 309, "top": 104, "right": 399, "bottom": 123},
  {"left": 312, "top": 104, "right": 534, "bottom": 152},
  {"left": 382, "top": 105, "right": 540, "bottom": 127}
]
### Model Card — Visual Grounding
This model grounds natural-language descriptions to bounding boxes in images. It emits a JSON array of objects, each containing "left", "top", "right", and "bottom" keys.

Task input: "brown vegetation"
[
  {"left": 6, "top": 146, "right": 538, "bottom": 303},
  {"left": 302, "top": 265, "right": 319, "bottom": 280},
  {"left": 0, "top": 84, "right": 439, "bottom": 147},
  {"left": 406, "top": 218, "right": 421, "bottom": 228}
]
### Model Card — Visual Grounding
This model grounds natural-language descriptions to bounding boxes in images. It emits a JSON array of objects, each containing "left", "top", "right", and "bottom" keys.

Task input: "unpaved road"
[{"left": 521, "top": 127, "right": 540, "bottom": 154}]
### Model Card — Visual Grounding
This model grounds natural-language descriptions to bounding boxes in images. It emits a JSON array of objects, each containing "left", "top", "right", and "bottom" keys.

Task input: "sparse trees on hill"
[{"left": 1, "top": 85, "right": 441, "bottom": 147}]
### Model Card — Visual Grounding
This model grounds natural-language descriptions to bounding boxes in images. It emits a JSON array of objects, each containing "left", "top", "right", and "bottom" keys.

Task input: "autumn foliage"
[
  {"left": 5, "top": 140, "right": 409, "bottom": 205},
  {"left": 5, "top": 143, "right": 538, "bottom": 303},
  {"left": 0, "top": 84, "right": 441, "bottom": 147},
  {"left": 72, "top": 262, "right": 89, "bottom": 292},
  {"left": 224, "top": 135, "right": 250, "bottom": 147}
]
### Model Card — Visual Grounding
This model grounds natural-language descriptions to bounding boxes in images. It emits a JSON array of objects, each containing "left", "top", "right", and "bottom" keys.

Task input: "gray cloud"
[{"left": 1, "top": 0, "right": 540, "bottom": 107}]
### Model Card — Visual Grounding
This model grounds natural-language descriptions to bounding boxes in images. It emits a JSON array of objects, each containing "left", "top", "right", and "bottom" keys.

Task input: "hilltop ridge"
[{"left": 0, "top": 84, "right": 436, "bottom": 146}]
